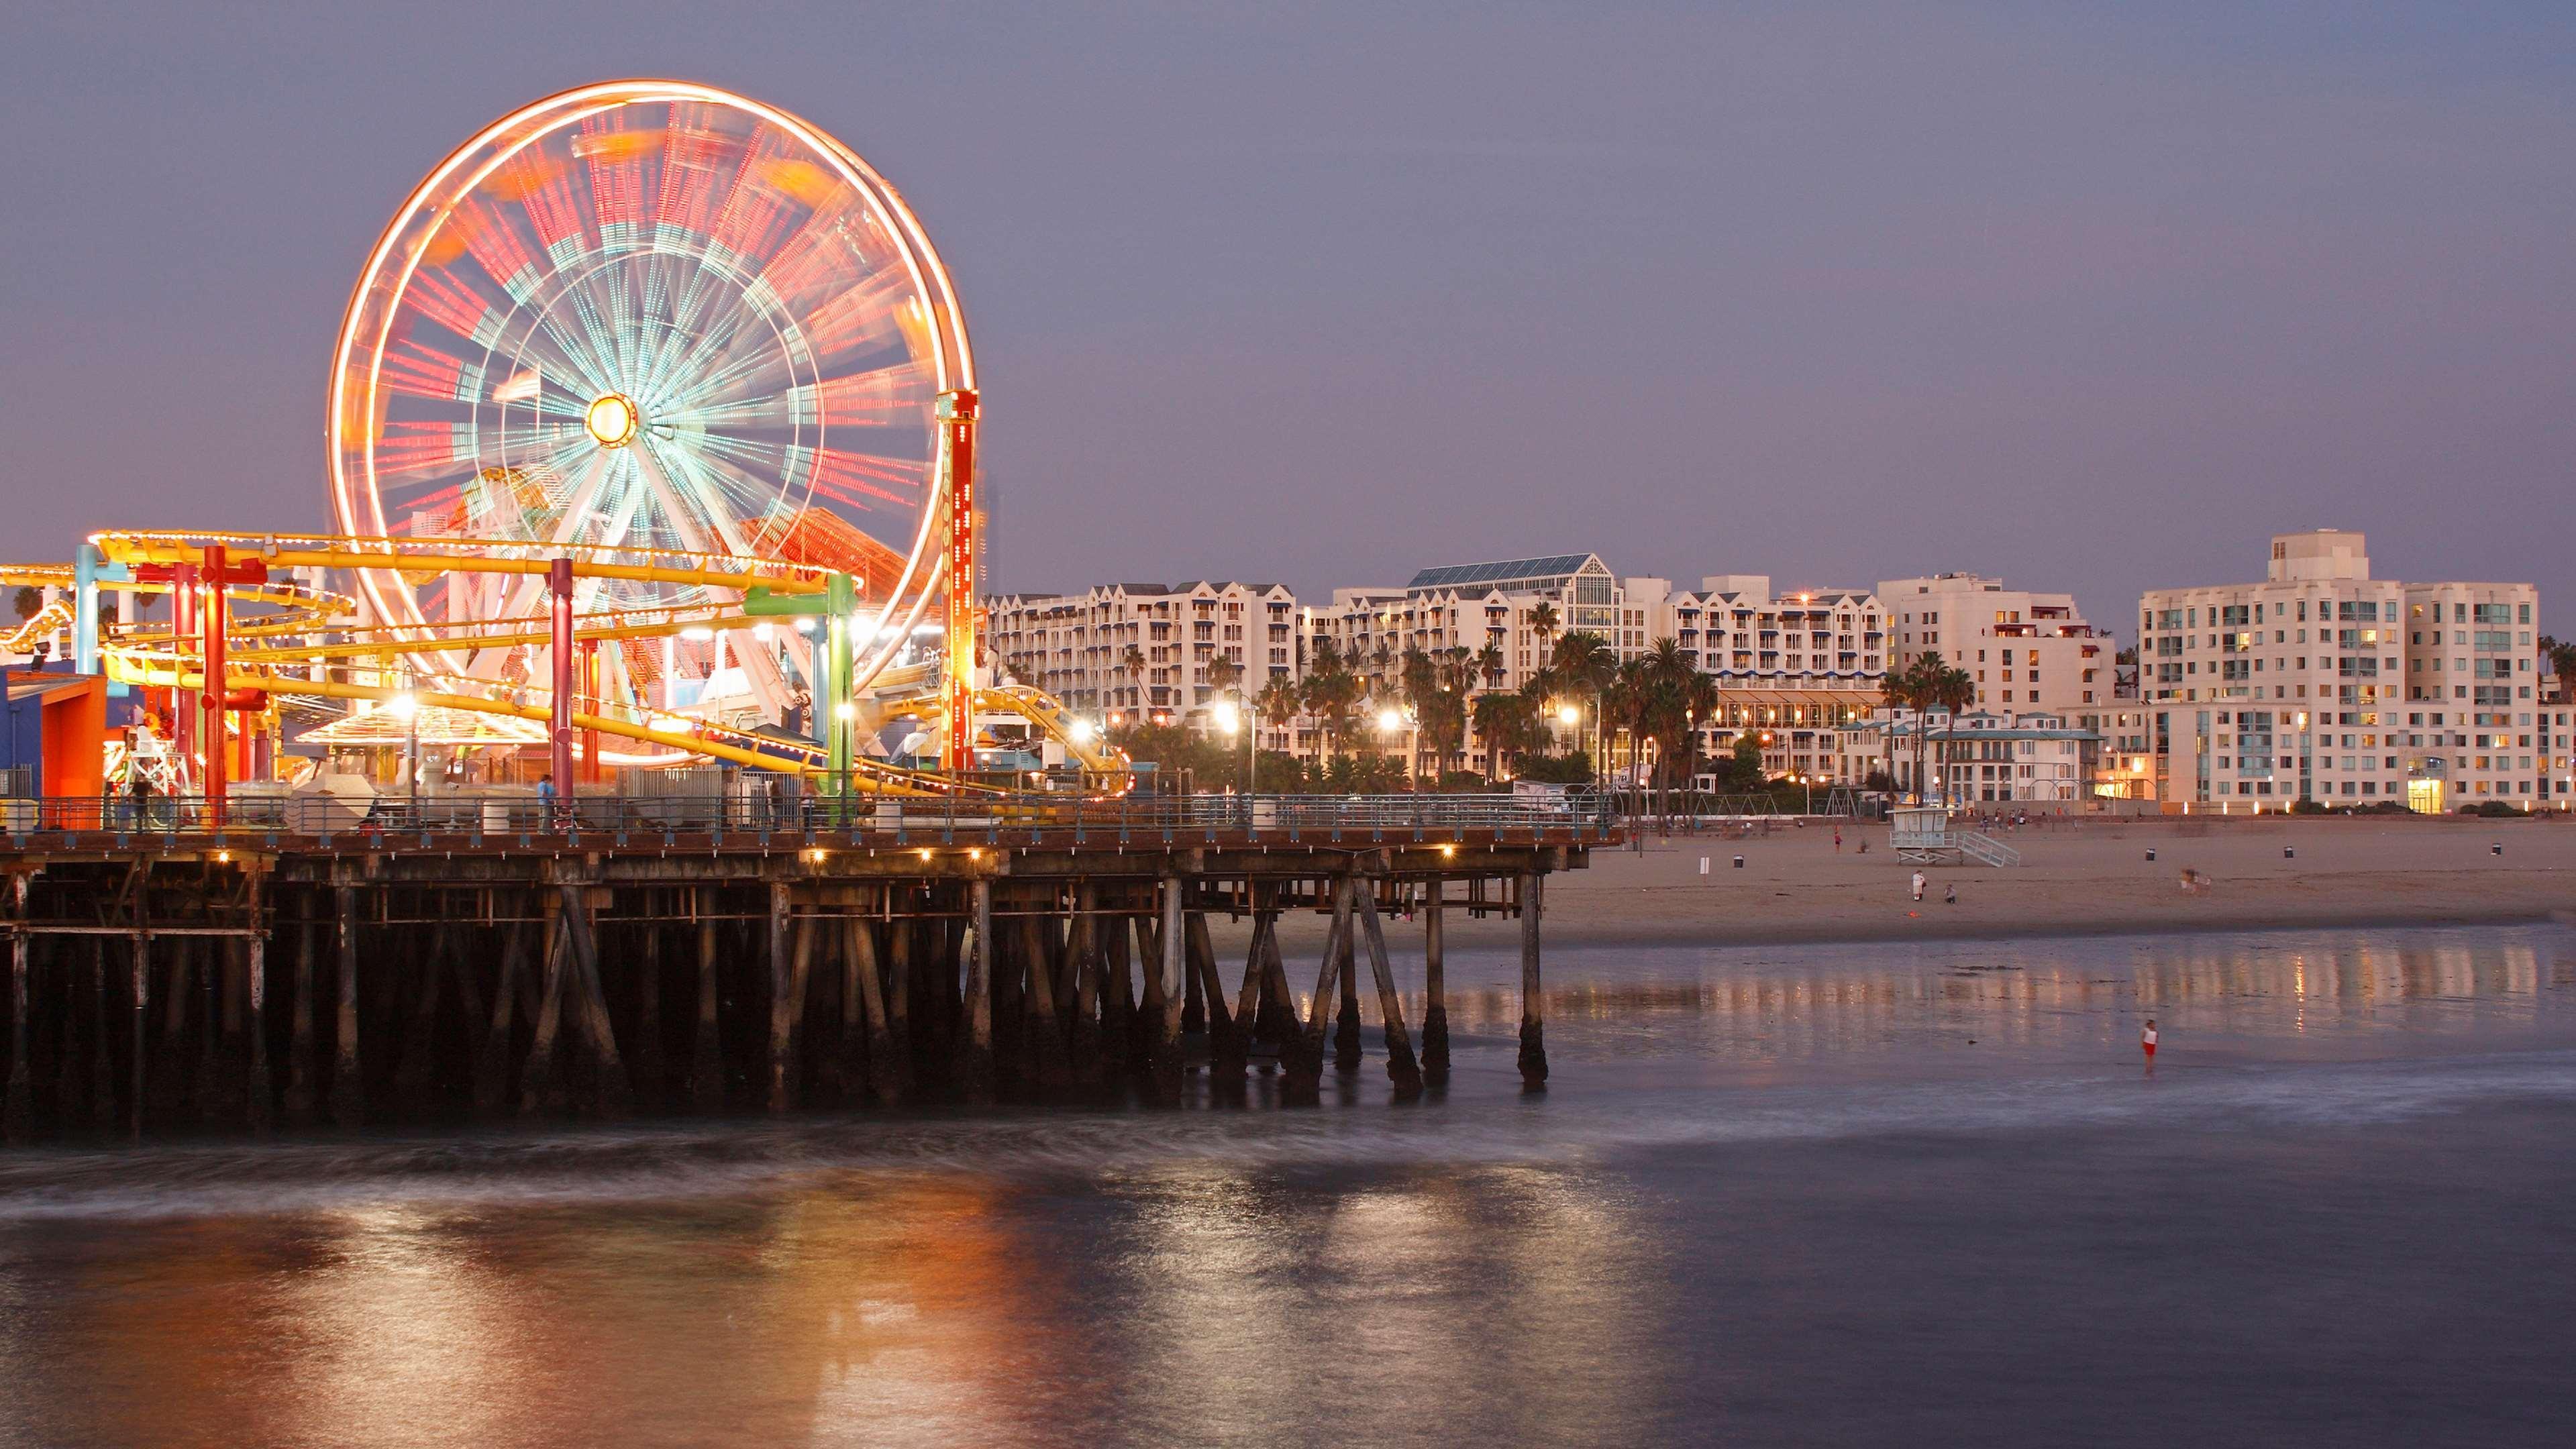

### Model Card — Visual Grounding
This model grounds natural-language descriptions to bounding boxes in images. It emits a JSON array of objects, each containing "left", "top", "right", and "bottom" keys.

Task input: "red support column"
[
  {"left": 549, "top": 558, "right": 576, "bottom": 804},
  {"left": 201, "top": 545, "right": 228, "bottom": 830},
  {"left": 940, "top": 389, "right": 980, "bottom": 775},
  {"left": 170, "top": 562, "right": 199, "bottom": 792}
]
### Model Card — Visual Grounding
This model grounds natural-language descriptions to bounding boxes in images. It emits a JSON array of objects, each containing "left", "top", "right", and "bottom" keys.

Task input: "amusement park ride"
[{"left": 1, "top": 80, "right": 1125, "bottom": 817}]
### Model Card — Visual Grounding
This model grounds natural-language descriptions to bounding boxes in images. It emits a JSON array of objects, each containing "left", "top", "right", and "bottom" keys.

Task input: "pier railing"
[{"left": 1, "top": 789, "right": 1616, "bottom": 846}]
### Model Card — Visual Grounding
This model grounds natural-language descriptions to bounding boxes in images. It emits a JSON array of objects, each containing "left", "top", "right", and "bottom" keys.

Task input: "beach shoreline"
[{"left": 1217, "top": 814, "right": 2576, "bottom": 955}]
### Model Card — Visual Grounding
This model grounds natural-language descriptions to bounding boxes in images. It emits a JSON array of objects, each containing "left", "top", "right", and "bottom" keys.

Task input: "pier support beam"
[
  {"left": 1357, "top": 890, "right": 1424, "bottom": 1097},
  {"left": 285, "top": 922, "right": 317, "bottom": 1125},
  {"left": 5, "top": 929, "right": 30, "bottom": 1143},
  {"left": 1285, "top": 876, "right": 1353, "bottom": 1105},
  {"left": 767, "top": 882, "right": 796, "bottom": 1113},
  {"left": 692, "top": 912, "right": 723, "bottom": 1112},
  {"left": 1333, "top": 887, "right": 1362, "bottom": 1073},
  {"left": 1155, "top": 873, "right": 1186, "bottom": 1097},
  {"left": 331, "top": 884, "right": 362, "bottom": 1128},
  {"left": 244, "top": 927, "right": 270, "bottom": 1133},
  {"left": 1518, "top": 871, "right": 1547, "bottom": 1088},
  {"left": 1422, "top": 880, "right": 1449, "bottom": 1082},
  {"left": 962, "top": 877, "right": 995, "bottom": 1104}
]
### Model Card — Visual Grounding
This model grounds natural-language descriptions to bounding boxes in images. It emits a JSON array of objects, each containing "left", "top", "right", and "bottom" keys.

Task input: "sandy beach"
[{"left": 1239, "top": 814, "right": 2576, "bottom": 953}]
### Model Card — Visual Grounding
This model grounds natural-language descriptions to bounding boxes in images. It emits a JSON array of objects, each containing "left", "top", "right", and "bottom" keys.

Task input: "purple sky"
[{"left": 5, "top": 3, "right": 2570, "bottom": 636}]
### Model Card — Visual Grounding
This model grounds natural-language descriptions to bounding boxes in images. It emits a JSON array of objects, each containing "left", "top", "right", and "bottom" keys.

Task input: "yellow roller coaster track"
[{"left": 5, "top": 532, "right": 1125, "bottom": 798}]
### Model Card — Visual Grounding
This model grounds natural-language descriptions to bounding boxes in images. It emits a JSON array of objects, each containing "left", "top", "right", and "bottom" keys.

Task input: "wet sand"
[{"left": 1248, "top": 814, "right": 2576, "bottom": 953}]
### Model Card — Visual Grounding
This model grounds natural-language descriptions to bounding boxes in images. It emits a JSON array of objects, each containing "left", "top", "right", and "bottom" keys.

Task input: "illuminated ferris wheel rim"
[{"left": 325, "top": 78, "right": 974, "bottom": 678}]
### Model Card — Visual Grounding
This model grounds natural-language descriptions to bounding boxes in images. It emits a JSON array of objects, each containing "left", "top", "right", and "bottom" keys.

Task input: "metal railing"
[{"left": 0, "top": 788, "right": 1618, "bottom": 845}]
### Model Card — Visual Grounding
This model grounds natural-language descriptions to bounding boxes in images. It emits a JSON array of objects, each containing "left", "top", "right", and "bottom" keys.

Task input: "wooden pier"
[{"left": 1, "top": 798, "right": 1603, "bottom": 1140}]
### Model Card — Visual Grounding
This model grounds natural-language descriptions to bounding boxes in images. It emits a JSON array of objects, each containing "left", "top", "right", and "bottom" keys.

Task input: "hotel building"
[
  {"left": 2135, "top": 530, "right": 2548, "bottom": 810},
  {"left": 986, "top": 581, "right": 1300, "bottom": 736},
  {"left": 1877, "top": 572, "right": 2115, "bottom": 714}
]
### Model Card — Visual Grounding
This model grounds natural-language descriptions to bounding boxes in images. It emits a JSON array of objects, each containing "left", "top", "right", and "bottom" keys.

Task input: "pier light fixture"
[
  {"left": 387, "top": 692, "right": 418, "bottom": 720},
  {"left": 835, "top": 702, "right": 856, "bottom": 720},
  {"left": 918, "top": 848, "right": 934, "bottom": 861},
  {"left": 1378, "top": 707, "right": 1404, "bottom": 735},
  {"left": 1068, "top": 719, "right": 1096, "bottom": 745},
  {"left": 582, "top": 392, "right": 640, "bottom": 448},
  {"left": 793, "top": 617, "right": 816, "bottom": 634},
  {"left": 679, "top": 626, "right": 715, "bottom": 642},
  {"left": 1556, "top": 702, "right": 1580, "bottom": 727},
  {"left": 1212, "top": 701, "right": 1239, "bottom": 734}
]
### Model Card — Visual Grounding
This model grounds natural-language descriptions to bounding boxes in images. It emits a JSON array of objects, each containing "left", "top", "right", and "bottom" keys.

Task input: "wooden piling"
[
  {"left": 90, "top": 940, "right": 114, "bottom": 1133},
  {"left": 633, "top": 907, "right": 666, "bottom": 1108},
  {"left": 766, "top": 882, "right": 796, "bottom": 1113},
  {"left": 244, "top": 927, "right": 270, "bottom": 1132},
  {"left": 1355, "top": 890, "right": 1424, "bottom": 1096},
  {"left": 562, "top": 883, "right": 630, "bottom": 1118},
  {"left": 331, "top": 883, "right": 363, "bottom": 1128},
  {"left": 285, "top": 921, "right": 317, "bottom": 1125},
  {"left": 1284, "top": 877, "right": 1352, "bottom": 1104},
  {"left": 126, "top": 935, "right": 147, "bottom": 1140},
  {"left": 1517, "top": 871, "right": 1547, "bottom": 1087},
  {"left": 1020, "top": 914, "right": 1070, "bottom": 1089},
  {"left": 692, "top": 912, "right": 723, "bottom": 1112},
  {"left": 1333, "top": 884, "right": 1363, "bottom": 1073},
  {"left": 1421, "top": 879, "right": 1449, "bottom": 1082},
  {"left": 394, "top": 926, "right": 446, "bottom": 1118},
  {"left": 849, "top": 916, "right": 900, "bottom": 1104},
  {"left": 5, "top": 928, "right": 30, "bottom": 1142},
  {"left": 1155, "top": 874, "right": 1186, "bottom": 1094},
  {"left": 1187, "top": 910, "right": 1242, "bottom": 1076},
  {"left": 520, "top": 898, "right": 569, "bottom": 1116},
  {"left": 1068, "top": 881, "right": 1102, "bottom": 1083},
  {"left": 961, "top": 877, "right": 995, "bottom": 1103},
  {"left": 474, "top": 918, "right": 524, "bottom": 1117}
]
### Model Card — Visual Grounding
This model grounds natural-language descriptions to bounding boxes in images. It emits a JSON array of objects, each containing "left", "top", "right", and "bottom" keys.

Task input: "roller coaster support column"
[
  {"left": 72, "top": 543, "right": 132, "bottom": 696},
  {"left": 170, "top": 561, "right": 198, "bottom": 784},
  {"left": 579, "top": 638, "right": 601, "bottom": 785},
  {"left": 201, "top": 547, "right": 227, "bottom": 827},
  {"left": 549, "top": 559, "right": 576, "bottom": 798},
  {"left": 939, "top": 388, "right": 980, "bottom": 775},
  {"left": 745, "top": 571, "right": 858, "bottom": 794}
]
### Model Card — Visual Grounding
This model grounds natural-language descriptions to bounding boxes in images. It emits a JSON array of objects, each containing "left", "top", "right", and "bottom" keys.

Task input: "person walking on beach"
[
  {"left": 1911, "top": 870, "right": 1926, "bottom": 902},
  {"left": 1944, "top": 883, "right": 1957, "bottom": 906},
  {"left": 1833, "top": 825, "right": 1843, "bottom": 853},
  {"left": 2141, "top": 1018, "right": 2159, "bottom": 1064}
]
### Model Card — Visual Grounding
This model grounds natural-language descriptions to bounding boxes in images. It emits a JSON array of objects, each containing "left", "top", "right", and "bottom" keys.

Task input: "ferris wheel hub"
[{"left": 583, "top": 393, "right": 640, "bottom": 448}]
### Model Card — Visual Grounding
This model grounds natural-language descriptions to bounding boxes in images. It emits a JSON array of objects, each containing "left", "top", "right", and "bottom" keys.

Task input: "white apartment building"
[
  {"left": 987, "top": 580, "right": 1300, "bottom": 731},
  {"left": 1649, "top": 576, "right": 1888, "bottom": 780},
  {"left": 1877, "top": 572, "right": 2116, "bottom": 713},
  {"left": 2136, "top": 530, "right": 2549, "bottom": 810},
  {"left": 1829, "top": 710, "right": 2097, "bottom": 803}
]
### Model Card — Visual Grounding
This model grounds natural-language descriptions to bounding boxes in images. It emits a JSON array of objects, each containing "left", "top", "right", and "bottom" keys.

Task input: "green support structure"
[{"left": 745, "top": 572, "right": 858, "bottom": 793}]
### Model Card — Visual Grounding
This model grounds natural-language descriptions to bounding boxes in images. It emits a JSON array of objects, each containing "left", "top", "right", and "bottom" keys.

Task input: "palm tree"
[
  {"left": 1256, "top": 674, "right": 1301, "bottom": 770},
  {"left": 1119, "top": 643, "right": 1147, "bottom": 715},
  {"left": 1525, "top": 600, "right": 1559, "bottom": 647},
  {"left": 1886, "top": 653, "right": 1975, "bottom": 804},
  {"left": 2542, "top": 634, "right": 2576, "bottom": 701},
  {"left": 1300, "top": 639, "right": 1364, "bottom": 761},
  {"left": 1474, "top": 641, "right": 1506, "bottom": 691},
  {"left": 1473, "top": 690, "right": 1535, "bottom": 784},
  {"left": 1549, "top": 631, "right": 1618, "bottom": 785}
]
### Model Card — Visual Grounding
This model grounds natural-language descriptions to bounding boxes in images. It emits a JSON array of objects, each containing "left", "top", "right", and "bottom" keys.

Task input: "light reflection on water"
[{"left": 1, "top": 924, "right": 2571, "bottom": 1448}]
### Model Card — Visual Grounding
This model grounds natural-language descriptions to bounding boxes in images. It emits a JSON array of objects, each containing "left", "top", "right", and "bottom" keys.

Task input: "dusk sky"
[{"left": 5, "top": 3, "right": 2570, "bottom": 634}]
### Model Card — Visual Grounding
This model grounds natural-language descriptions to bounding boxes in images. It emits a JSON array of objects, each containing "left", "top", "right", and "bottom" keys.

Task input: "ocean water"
[{"left": 3, "top": 924, "right": 2572, "bottom": 1448}]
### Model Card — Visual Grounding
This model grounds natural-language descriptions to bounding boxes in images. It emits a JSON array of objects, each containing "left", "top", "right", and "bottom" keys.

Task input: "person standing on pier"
[{"left": 538, "top": 772, "right": 558, "bottom": 828}]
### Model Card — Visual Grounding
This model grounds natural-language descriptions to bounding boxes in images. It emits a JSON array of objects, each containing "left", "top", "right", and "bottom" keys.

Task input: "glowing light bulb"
[{"left": 584, "top": 393, "right": 639, "bottom": 447}]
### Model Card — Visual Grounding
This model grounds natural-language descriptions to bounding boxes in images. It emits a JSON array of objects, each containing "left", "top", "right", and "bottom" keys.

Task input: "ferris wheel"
[{"left": 327, "top": 80, "right": 973, "bottom": 713}]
